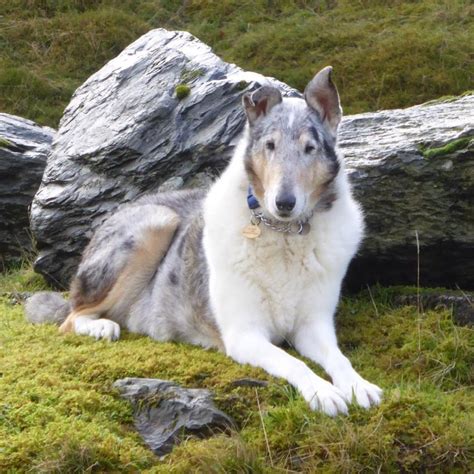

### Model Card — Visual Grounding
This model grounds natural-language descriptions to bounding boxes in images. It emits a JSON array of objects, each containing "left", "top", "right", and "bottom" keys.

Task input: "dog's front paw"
[
  {"left": 74, "top": 317, "right": 121, "bottom": 341},
  {"left": 301, "top": 379, "right": 348, "bottom": 416},
  {"left": 333, "top": 372, "right": 382, "bottom": 408}
]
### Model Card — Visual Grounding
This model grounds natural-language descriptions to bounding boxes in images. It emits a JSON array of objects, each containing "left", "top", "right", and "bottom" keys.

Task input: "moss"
[
  {"left": 420, "top": 137, "right": 472, "bottom": 159},
  {"left": 175, "top": 84, "right": 191, "bottom": 100},
  {"left": 180, "top": 68, "right": 205, "bottom": 83},
  {"left": 0, "top": 270, "right": 473, "bottom": 471},
  {"left": 0, "top": 136, "right": 13, "bottom": 149},
  {"left": 235, "top": 80, "right": 249, "bottom": 91}
]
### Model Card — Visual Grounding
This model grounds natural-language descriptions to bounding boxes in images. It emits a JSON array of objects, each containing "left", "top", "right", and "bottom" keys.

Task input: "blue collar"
[{"left": 247, "top": 186, "right": 260, "bottom": 210}]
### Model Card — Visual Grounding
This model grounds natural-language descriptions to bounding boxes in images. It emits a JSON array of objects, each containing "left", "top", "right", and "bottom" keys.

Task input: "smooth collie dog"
[{"left": 26, "top": 67, "right": 382, "bottom": 416}]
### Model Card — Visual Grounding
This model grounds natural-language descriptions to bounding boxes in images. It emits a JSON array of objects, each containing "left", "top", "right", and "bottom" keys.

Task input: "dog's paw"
[
  {"left": 301, "top": 379, "right": 348, "bottom": 416},
  {"left": 333, "top": 373, "right": 382, "bottom": 408},
  {"left": 74, "top": 317, "right": 121, "bottom": 341}
]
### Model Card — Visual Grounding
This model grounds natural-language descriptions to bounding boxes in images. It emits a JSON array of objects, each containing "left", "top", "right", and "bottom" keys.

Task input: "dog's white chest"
[{"left": 237, "top": 230, "right": 325, "bottom": 337}]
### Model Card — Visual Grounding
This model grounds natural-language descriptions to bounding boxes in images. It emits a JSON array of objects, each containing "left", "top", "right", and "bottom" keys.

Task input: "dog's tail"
[{"left": 24, "top": 291, "right": 71, "bottom": 325}]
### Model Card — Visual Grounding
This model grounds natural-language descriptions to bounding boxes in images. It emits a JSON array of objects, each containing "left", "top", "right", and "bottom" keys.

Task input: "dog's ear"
[
  {"left": 304, "top": 66, "right": 342, "bottom": 139},
  {"left": 242, "top": 86, "right": 282, "bottom": 125}
]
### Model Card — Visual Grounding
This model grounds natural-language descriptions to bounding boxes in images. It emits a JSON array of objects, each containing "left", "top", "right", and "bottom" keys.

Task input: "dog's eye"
[
  {"left": 266, "top": 141, "right": 275, "bottom": 151},
  {"left": 305, "top": 144, "right": 315, "bottom": 154}
]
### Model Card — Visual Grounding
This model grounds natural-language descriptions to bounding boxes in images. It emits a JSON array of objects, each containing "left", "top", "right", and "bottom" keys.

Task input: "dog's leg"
[
  {"left": 293, "top": 317, "right": 382, "bottom": 408},
  {"left": 73, "top": 314, "right": 120, "bottom": 341},
  {"left": 223, "top": 330, "right": 348, "bottom": 416},
  {"left": 60, "top": 206, "right": 180, "bottom": 340}
]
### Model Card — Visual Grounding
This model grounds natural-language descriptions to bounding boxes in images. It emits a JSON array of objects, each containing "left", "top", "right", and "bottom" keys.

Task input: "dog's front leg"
[
  {"left": 293, "top": 317, "right": 382, "bottom": 408},
  {"left": 222, "top": 329, "right": 348, "bottom": 416}
]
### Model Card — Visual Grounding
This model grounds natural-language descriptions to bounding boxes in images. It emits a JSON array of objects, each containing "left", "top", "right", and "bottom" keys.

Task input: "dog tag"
[{"left": 242, "top": 224, "right": 261, "bottom": 239}]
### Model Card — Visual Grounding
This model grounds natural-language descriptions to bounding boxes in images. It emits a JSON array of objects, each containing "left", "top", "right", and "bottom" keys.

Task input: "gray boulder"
[
  {"left": 114, "top": 377, "right": 234, "bottom": 456},
  {"left": 0, "top": 114, "right": 54, "bottom": 270},
  {"left": 30, "top": 28, "right": 298, "bottom": 287},
  {"left": 30, "top": 28, "right": 473, "bottom": 290},
  {"left": 339, "top": 96, "right": 473, "bottom": 289}
]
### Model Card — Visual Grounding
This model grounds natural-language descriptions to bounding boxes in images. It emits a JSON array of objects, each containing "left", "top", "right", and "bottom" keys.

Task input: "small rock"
[
  {"left": 230, "top": 378, "right": 269, "bottom": 388},
  {"left": 113, "top": 377, "right": 235, "bottom": 456},
  {"left": 393, "top": 293, "right": 473, "bottom": 327}
]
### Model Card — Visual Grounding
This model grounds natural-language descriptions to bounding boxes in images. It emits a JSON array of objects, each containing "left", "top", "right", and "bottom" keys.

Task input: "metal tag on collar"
[
  {"left": 242, "top": 214, "right": 262, "bottom": 239},
  {"left": 242, "top": 223, "right": 261, "bottom": 239}
]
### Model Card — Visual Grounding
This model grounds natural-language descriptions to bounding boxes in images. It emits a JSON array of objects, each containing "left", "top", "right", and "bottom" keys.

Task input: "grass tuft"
[{"left": 0, "top": 265, "right": 50, "bottom": 293}]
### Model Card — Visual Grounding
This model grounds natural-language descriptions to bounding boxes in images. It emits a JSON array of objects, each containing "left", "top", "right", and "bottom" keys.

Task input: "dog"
[{"left": 26, "top": 66, "right": 382, "bottom": 416}]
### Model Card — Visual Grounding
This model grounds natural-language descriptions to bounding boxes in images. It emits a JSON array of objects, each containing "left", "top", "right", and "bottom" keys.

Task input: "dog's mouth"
[
  {"left": 265, "top": 203, "right": 313, "bottom": 226},
  {"left": 274, "top": 209, "right": 293, "bottom": 219},
  {"left": 266, "top": 197, "right": 308, "bottom": 223}
]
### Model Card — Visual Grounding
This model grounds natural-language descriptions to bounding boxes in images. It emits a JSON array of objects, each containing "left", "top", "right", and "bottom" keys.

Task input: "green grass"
[
  {"left": 0, "top": 265, "right": 51, "bottom": 293},
  {"left": 1, "top": 1, "right": 472, "bottom": 127},
  {"left": 1, "top": 270, "right": 472, "bottom": 472}
]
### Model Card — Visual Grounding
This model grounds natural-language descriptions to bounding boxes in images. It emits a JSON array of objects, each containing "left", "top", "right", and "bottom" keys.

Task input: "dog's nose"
[{"left": 276, "top": 193, "right": 296, "bottom": 213}]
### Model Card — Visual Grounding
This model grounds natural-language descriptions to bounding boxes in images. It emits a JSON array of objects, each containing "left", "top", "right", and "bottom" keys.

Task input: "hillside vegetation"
[{"left": 1, "top": 0, "right": 472, "bottom": 127}]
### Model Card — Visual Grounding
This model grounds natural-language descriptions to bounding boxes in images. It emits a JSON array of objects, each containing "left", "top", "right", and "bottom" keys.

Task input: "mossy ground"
[
  {"left": 1, "top": 1, "right": 472, "bottom": 127},
  {"left": 0, "top": 269, "right": 472, "bottom": 472}
]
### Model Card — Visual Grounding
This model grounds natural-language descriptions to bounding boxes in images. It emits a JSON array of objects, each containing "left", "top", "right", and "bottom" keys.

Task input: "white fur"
[
  {"left": 203, "top": 106, "right": 382, "bottom": 416},
  {"left": 74, "top": 316, "right": 121, "bottom": 341}
]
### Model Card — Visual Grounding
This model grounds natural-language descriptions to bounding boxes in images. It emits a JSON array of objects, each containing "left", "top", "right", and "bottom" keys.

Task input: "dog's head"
[{"left": 242, "top": 66, "right": 342, "bottom": 222}]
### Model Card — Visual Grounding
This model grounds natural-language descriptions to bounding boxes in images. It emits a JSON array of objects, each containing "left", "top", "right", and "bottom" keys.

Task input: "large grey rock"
[
  {"left": 339, "top": 97, "right": 473, "bottom": 289},
  {"left": 30, "top": 28, "right": 473, "bottom": 290},
  {"left": 30, "top": 28, "right": 298, "bottom": 287},
  {"left": 0, "top": 114, "right": 54, "bottom": 270},
  {"left": 114, "top": 377, "right": 234, "bottom": 456}
]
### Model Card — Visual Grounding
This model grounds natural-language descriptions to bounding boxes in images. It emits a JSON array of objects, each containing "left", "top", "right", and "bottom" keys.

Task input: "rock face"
[
  {"left": 30, "top": 28, "right": 473, "bottom": 290},
  {"left": 0, "top": 114, "right": 54, "bottom": 270},
  {"left": 30, "top": 29, "right": 298, "bottom": 287},
  {"left": 114, "top": 378, "right": 234, "bottom": 456},
  {"left": 339, "top": 97, "right": 473, "bottom": 289}
]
